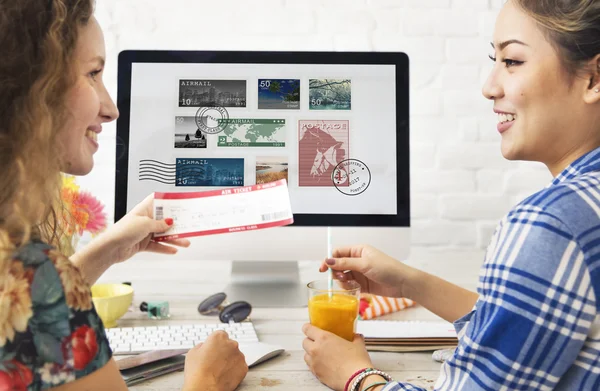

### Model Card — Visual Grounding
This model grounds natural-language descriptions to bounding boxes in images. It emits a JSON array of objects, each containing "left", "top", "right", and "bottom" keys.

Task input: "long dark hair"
[{"left": 515, "top": 0, "right": 600, "bottom": 80}]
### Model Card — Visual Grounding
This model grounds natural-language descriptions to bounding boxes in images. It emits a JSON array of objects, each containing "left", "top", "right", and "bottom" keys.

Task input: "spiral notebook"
[{"left": 356, "top": 320, "right": 459, "bottom": 352}]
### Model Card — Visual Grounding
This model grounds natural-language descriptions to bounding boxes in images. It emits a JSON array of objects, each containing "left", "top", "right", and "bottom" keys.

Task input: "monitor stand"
[{"left": 224, "top": 261, "right": 307, "bottom": 308}]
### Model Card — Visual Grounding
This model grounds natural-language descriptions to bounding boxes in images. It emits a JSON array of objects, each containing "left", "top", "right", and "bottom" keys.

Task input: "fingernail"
[
  {"left": 165, "top": 218, "right": 173, "bottom": 225},
  {"left": 326, "top": 258, "right": 335, "bottom": 265}
]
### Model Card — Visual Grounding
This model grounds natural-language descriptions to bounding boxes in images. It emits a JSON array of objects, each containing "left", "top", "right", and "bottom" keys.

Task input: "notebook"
[{"left": 356, "top": 320, "right": 459, "bottom": 352}]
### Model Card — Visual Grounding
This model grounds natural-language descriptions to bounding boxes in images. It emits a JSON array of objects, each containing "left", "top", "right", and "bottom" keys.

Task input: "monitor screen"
[{"left": 115, "top": 51, "right": 409, "bottom": 227}]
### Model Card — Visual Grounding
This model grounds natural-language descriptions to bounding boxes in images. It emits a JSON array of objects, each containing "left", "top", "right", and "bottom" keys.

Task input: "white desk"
[{"left": 99, "top": 248, "right": 484, "bottom": 391}]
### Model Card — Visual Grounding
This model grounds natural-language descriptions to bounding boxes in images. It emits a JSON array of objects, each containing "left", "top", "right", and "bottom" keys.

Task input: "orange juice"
[{"left": 308, "top": 293, "right": 359, "bottom": 341}]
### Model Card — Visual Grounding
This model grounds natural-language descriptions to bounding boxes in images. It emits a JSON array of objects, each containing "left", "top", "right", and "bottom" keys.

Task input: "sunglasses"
[{"left": 197, "top": 292, "right": 252, "bottom": 323}]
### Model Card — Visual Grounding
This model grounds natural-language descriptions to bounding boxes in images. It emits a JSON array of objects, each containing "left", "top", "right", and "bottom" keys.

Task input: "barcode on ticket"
[
  {"left": 261, "top": 211, "right": 289, "bottom": 222},
  {"left": 155, "top": 206, "right": 164, "bottom": 220}
]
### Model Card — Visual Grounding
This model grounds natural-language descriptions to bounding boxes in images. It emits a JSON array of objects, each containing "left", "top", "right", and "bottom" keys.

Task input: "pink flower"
[
  {"left": 76, "top": 191, "right": 106, "bottom": 235},
  {"left": 60, "top": 175, "right": 107, "bottom": 237}
]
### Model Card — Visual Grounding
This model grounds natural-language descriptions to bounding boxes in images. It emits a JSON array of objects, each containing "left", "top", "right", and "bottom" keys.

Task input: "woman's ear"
[{"left": 584, "top": 54, "right": 600, "bottom": 104}]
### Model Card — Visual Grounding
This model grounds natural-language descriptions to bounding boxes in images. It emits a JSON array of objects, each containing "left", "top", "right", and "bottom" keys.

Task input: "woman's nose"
[
  {"left": 482, "top": 68, "right": 503, "bottom": 101},
  {"left": 100, "top": 89, "right": 119, "bottom": 122}
]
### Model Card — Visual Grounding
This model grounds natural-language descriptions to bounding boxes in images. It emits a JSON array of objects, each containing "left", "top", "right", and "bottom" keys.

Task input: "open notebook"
[{"left": 356, "top": 320, "right": 459, "bottom": 352}]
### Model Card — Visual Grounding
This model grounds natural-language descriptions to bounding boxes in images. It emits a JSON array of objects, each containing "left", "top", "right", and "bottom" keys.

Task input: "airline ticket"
[{"left": 152, "top": 179, "right": 294, "bottom": 241}]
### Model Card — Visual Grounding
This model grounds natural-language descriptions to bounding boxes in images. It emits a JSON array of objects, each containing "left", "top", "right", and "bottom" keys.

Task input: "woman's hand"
[
  {"left": 71, "top": 194, "right": 190, "bottom": 284},
  {"left": 302, "top": 323, "right": 373, "bottom": 391},
  {"left": 320, "top": 244, "right": 415, "bottom": 299},
  {"left": 183, "top": 331, "right": 249, "bottom": 391},
  {"left": 103, "top": 193, "right": 190, "bottom": 264}
]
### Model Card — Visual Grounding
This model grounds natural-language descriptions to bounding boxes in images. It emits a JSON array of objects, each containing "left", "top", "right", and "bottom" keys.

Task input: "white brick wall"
[{"left": 81, "top": 0, "right": 553, "bottom": 251}]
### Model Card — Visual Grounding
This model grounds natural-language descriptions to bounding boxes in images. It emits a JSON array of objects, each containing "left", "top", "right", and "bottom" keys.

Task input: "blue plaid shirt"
[{"left": 383, "top": 146, "right": 600, "bottom": 391}]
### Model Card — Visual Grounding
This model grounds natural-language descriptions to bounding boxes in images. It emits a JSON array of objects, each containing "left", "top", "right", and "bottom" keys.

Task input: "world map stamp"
[{"left": 217, "top": 119, "right": 286, "bottom": 147}]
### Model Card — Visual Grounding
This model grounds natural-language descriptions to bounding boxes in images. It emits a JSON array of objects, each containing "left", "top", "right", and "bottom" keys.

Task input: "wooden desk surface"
[
  {"left": 118, "top": 303, "right": 444, "bottom": 391},
  {"left": 99, "top": 249, "right": 484, "bottom": 391}
]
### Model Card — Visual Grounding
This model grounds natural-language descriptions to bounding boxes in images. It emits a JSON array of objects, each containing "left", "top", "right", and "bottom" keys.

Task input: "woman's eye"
[
  {"left": 503, "top": 59, "right": 523, "bottom": 67},
  {"left": 89, "top": 69, "right": 101, "bottom": 81},
  {"left": 488, "top": 55, "right": 523, "bottom": 68}
]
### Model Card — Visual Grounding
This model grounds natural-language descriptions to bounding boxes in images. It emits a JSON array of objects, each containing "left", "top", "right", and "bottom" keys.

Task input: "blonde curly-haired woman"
[{"left": 0, "top": 1, "right": 248, "bottom": 390}]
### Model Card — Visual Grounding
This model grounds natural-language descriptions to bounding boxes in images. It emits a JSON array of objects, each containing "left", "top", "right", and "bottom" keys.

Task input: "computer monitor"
[{"left": 115, "top": 50, "right": 410, "bottom": 307}]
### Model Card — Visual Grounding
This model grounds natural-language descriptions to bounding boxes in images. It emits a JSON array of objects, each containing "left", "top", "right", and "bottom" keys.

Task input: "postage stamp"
[
  {"left": 217, "top": 118, "right": 285, "bottom": 147},
  {"left": 308, "top": 79, "right": 351, "bottom": 110},
  {"left": 298, "top": 119, "right": 349, "bottom": 187},
  {"left": 256, "top": 156, "right": 288, "bottom": 185},
  {"left": 257, "top": 79, "right": 300, "bottom": 109},
  {"left": 174, "top": 116, "right": 207, "bottom": 148},
  {"left": 332, "top": 159, "right": 371, "bottom": 196},
  {"left": 175, "top": 158, "right": 244, "bottom": 187},
  {"left": 179, "top": 79, "right": 246, "bottom": 108}
]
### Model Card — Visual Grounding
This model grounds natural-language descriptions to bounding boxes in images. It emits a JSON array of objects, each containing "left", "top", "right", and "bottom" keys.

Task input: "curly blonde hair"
[{"left": 0, "top": 0, "right": 95, "bottom": 264}]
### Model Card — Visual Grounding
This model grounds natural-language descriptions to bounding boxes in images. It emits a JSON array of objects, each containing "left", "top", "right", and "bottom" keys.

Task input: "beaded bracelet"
[
  {"left": 362, "top": 382, "right": 389, "bottom": 391},
  {"left": 344, "top": 368, "right": 370, "bottom": 391},
  {"left": 350, "top": 369, "right": 393, "bottom": 391}
]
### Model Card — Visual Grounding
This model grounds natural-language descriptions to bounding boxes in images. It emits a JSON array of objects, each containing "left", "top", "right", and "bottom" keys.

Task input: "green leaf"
[
  {"left": 86, "top": 313, "right": 101, "bottom": 331},
  {"left": 0, "top": 349, "right": 16, "bottom": 363},
  {"left": 30, "top": 301, "right": 70, "bottom": 340},
  {"left": 31, "top": 261, "right": 64, "bottom": 306},
  {"left": 34, "top": 333, "right": 64, "bottom": 366},
  {"left": 15, "top": 242, "right": 51, "bottom": 267}
]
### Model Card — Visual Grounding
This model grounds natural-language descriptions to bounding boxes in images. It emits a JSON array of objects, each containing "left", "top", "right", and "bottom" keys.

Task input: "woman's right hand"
[
  {"left": 319, "top": 244, "right": 415, "bottom": 299},
  {"left": 182, "top": 330, "right": 248, "bottom": 391}
]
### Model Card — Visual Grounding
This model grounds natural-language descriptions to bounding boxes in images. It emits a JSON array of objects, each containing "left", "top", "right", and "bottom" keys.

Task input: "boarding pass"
[{"left": 152, "top": 179, "right": 293, "bottom": 241}]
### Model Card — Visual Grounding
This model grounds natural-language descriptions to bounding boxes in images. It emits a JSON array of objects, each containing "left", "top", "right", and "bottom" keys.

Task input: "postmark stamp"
[
  {"left": 332, "top": 159, "right": 371, "bottom": 195},
  {"left": 195, "top": 105, "right": 230, "bottom": 135}
]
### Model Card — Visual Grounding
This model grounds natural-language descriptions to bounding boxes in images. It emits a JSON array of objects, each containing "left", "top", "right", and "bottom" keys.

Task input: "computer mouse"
[{"left": 238, "top": 342, "right": 285, "bottom": 368}]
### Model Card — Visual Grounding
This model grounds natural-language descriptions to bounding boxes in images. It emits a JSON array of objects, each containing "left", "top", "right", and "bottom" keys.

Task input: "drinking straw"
[{"left": 327, "top": 226, "right": 333, "bottom": 298}]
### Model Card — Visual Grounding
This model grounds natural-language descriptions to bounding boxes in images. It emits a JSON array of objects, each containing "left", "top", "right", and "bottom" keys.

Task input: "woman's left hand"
[
  {"left": 104, "top": 193, "right": 190, "bottom": 263},
  {"left": 302, "top": 323, "right": 374, "bottom": 391},
  {"left": 71, "top": 194, "right": 190, "bottom": 284}
]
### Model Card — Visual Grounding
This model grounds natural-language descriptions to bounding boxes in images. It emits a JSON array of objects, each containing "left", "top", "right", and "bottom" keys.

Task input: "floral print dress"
[{"left": 0, "top": 239, "right": 112, "bottom": 390}]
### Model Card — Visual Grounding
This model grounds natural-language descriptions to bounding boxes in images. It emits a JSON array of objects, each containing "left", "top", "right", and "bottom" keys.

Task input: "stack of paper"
[{"left": 356, "top": 320, "right": 459, "bottom": 352}]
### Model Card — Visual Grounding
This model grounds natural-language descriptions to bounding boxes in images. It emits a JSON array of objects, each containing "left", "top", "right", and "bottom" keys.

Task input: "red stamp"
[{"left": 298, "top": 120, "right": 349, "bottom": 187}]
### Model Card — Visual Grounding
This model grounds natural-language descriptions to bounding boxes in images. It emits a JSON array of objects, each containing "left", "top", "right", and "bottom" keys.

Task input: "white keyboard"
[{"left": 105, "top": 322, "right": 259, "bottom": 355}]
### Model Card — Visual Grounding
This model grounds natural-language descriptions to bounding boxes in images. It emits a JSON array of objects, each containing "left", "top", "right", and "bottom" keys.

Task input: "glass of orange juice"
[{"left": 307, "top": 279, "right": 361, "bottom": 341}]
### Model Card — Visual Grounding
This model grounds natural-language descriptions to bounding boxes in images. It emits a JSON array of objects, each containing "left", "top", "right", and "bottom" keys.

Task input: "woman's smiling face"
[
  {"left": 482, "top": 0, "right": 600, "bottom": 175},
  {"left": 59, "top": 16, "right": 118, "bottom": 176}
]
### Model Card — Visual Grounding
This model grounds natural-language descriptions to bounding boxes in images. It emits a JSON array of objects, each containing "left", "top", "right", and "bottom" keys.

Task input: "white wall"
[{"left": 82, "top": 0, "right": 553, "bottom": 252}]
